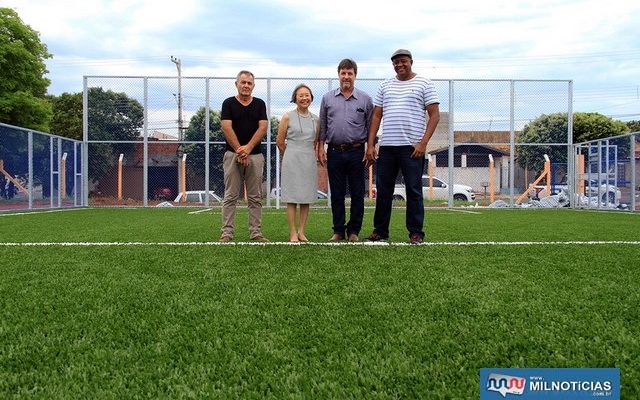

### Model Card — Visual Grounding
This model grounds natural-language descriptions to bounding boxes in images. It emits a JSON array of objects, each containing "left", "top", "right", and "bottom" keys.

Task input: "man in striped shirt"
[{"left": 364, "top": 49, "right": 440, "bottom": 244}]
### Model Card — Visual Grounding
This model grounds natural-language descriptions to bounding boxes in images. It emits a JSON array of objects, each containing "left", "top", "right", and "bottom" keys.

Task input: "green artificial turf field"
[{"left": 1, "top": 208, "right": 638, "bottom": 398}]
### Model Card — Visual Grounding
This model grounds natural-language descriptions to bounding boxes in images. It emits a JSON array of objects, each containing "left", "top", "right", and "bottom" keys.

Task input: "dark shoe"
[
  {"left": 219, "top": 235, "right": 233, "bottom": 242},
  {"left": 251, "top": 235, "right": 269, "bottom": 242},
  {"left": 409, "top": 233, "right": 424, "bottom": 245},
  {"left": 347, "top": 233, "right": 359, "bottom": 242},
  {"left": 366, "top": 232, "right": 388, "bottom": 242},
  {"left": 329, "top": 233, "right": 345, "bottom": 242}
]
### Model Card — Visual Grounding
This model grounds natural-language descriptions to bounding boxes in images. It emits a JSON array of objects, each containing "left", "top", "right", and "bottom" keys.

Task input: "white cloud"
[
  {"left": 3, "top": 0, "right": 639, "bottom": 120},
  {"left": 4, "top": 0, "right": 199, "bottom": 55}
]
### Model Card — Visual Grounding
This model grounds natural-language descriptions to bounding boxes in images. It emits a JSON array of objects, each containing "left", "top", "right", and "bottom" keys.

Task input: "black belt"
[{"left": 328, "top": 142, "right": 364, "bottom": 152}]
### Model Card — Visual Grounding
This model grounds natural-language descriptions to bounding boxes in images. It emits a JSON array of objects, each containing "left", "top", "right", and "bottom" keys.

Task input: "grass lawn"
[{"left": 1, "top": 207, "right": 639, "bottom": 398}]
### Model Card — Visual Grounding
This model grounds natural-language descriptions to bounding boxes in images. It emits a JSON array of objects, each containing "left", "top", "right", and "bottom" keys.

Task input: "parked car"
[
  {"left": 529, "top": 179, "right": 621, "bottom": 204},
  {"left": 173, "top": 190, "right": 222, "bottom": 204},
  {"left": 270, "top": 188, "right": 328, "bottom": 200},
  {"left": 374, "top": 175, "right": 476, "bottom": 202}
]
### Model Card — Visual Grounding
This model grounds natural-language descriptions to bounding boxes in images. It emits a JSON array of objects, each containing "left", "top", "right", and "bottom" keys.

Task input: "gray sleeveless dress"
[{"left": 281, "top": 110, "right": 318, "bottom": 204}]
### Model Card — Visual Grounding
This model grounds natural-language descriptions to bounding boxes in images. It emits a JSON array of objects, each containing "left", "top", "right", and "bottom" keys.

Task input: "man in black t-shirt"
[{"left": 219, "top": 70, "right": 269, "bottom": 242}]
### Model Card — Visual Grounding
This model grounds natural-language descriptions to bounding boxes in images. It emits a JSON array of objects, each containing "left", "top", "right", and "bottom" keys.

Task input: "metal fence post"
[
  {"left": 447, "top": 80, "right": 454, "bottom": 208},
  {"left": 267, "top": 78, "right": 272, "bottom": 208},
  {"left": 49, "top": 137, "right": 54, "bottom": 209},
  {"left": 82, "top": 76, "right": 89, "bottom": 207},
  {"left": 28, "top": 130, "right": 33, "bottom": 210},
  {"left": 632, "top": 133, "right": 637, "bottom": 212},
  {"left": 509, "top": 80, "right": 515, "bottom": 206},
  {"left": 143, "top": 77, "right": 148, "bottom": 207},
  {"left": 567, "top": 80, "right": 574, "bottom": 208},
  {"left": 205, "top": 77, "right": 211, "bottom": 207},
  {"left": 57, "top": 138, "right": 62, "bottom": 207}
]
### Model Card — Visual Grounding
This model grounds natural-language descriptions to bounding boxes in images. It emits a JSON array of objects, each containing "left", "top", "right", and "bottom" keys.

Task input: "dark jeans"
[
  {"left": 327, "top": 146, "right": 366, "bottom": 236},
  {"left": 373, "top": 145, "right": 425, "bottom": 239}
]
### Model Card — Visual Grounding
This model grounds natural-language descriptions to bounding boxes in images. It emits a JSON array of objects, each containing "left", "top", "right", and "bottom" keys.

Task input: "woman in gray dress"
[{"left": 276, "top": 84, "right": 319, "bottom": 242}]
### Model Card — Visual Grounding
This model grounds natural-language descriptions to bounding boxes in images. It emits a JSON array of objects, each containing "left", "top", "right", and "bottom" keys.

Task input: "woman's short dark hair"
[
  {"left": 290, "top": 84, "right": 314, "bottom": 103},
  {"left": 337, "top": 58, "right": 357, "bottom": 75}
]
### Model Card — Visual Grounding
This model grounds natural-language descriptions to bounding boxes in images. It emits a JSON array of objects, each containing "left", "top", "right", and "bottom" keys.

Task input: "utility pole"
[
  {"left": 171, "top": 56, "right": 185, "bottom": 198},
  {"left": 170, "top": 56, "right": 184, "bottom": 140}
]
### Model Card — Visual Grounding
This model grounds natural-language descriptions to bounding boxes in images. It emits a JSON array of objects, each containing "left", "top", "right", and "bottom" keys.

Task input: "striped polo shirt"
[{"left": 373, "top": 75, "right": 440, "bottom": 146}]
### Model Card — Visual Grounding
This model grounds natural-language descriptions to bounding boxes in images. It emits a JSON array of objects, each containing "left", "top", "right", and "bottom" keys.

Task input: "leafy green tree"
[
  {"left": 626, "top": 120, "right": 640, "bottom": 133},
  {"left": 182, "top": 109, "right": 279, "bottom": 192},
  {"left": 269, "top": 116, "right": 279, "bottom": 141},
  {"left": 517, "top": 112, "right": 630, "bottom": 172},
  {"left": 0, "top": 8, "right": 55, "bottom": 194},
  {"left": 49, "top": 92, "right": 83, "bottom": 140},
  {"left": 267, "top": 116, "right": 279, "bottom": 184},
  {"left": 182, "top": 107, "right": 224, "bottom": 191},
  {"left": 183, "top": 107, "right": 224, "bottom": 142},
  {"left": 87, "top": 87, "right": 143, "bottom": 141},
  {"left": 0, "top": 8, "right": 52, "bottom": 131},
  {"left": 87, "top": 87, "right": 144, "bottom": 183}
]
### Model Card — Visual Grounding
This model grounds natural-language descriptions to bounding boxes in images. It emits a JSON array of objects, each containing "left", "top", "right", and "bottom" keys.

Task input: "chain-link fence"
[
  {"left": 574, "top": 132, "right": 638, "bottom": 211},
  {"left": 5, "top": 79, "right": 635, "bottom": 213},
  {"left": 82, "top": 76, "right": 580, "bottom": 209},
  {"left": 0, "top": 123, "right": 83, "bottom": 211}
]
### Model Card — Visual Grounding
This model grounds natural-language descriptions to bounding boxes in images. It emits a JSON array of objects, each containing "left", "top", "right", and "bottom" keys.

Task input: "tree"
[
  {"left": 183, "top": 107, "right": 224, "bottom": 143},
  {"left": 86, "top": 87, "right": 144, "bottom": 183},
  {"left": 49, "top": 92, "right": 83, "bottom": 140},
  {"left": 87, "top": 88, "right": 143, "bottom": 142},
  {"left": 626, "top": 120, "right": 640, "bottom": 133},
  {"left": 182, "top": 107, "right": 224, "bottom": 191},
  {"left": 269, "top": 116, "right": 279, "bottom": 138},
  {"left": 182, "top": 109, "right": 279, "bottom": 192},
  {"left": 0, "top": 8, "right": 52, "bottom": 131},
  {"left": 517, "top": 112, "right": 630, "bottom": 172},
  {"left": 267, "top": 116, "right": 279, "bottom": 184}
]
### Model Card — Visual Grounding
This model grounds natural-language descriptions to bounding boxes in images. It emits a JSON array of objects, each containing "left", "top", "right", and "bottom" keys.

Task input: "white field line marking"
[
  {"left": 571, "top": 209, "right": 640, "bottom": 215},
  {"left": 1, "top": 241, "right": 639, "bottom": 247},
  {"left": 446, "top": 208, "right": 483, "bottom": 214},
  {"left": 188, "top": 208, "right": 213, "bottom": 215},
  {"left": 192, "top": 207, "right": 478, "bottom": 215},
  {"left": 0, "top": 208, "right": 94, "bottom": 217}
]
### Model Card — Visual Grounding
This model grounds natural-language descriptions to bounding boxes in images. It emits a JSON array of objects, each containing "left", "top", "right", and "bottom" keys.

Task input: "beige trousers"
[{"left": 221, "top": 151, "right": 264, "bottom": 239}]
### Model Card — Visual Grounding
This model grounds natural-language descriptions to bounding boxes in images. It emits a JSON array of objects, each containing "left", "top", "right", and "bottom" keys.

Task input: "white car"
[
  {"left": 173, "top": 190, "right": 222, "bottom": 204},
  {"left": 375, "top": 175, "right": 476, "bottom": 202}
]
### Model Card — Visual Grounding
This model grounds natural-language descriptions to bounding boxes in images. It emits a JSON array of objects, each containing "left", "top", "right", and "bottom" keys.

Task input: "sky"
[{"left": 4, "top": 0, "right": 640, "bottom": 123}]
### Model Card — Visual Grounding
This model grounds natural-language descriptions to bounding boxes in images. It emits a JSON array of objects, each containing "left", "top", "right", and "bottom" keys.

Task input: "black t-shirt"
[{"left": 220, "top": 96, "right": 268, "bottom": 155}]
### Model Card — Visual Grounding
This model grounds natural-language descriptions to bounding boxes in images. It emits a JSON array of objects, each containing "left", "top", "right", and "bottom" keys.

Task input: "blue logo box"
[{"left": 480, "top": 368, "right": 619, "bottom": 399}]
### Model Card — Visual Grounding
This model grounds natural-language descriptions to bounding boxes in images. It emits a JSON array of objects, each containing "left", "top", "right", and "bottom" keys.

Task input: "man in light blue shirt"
[{"left": 317, "top": 59, "right": 373, "bottom": 242}]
